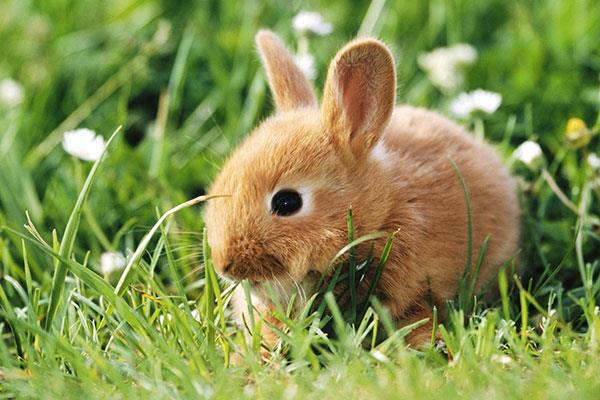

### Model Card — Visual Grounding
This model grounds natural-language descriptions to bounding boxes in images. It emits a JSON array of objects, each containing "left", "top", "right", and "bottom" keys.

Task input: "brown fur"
[
  {"left": 203, "top": 30, "right": 520, "bottom": 351},
  {"left": 256, "top": 31, "right": 317, "bottom": 111}
]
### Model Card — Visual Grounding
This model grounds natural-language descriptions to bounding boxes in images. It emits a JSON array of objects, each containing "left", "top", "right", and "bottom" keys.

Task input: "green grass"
[{"left": 1, "top": 0, "right": 600, "bottom": 398}]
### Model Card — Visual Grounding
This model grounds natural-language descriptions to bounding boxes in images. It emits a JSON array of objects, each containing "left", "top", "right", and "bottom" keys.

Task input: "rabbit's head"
[{"left": 204, "top": 30, "right": 396, "bottom": 291}]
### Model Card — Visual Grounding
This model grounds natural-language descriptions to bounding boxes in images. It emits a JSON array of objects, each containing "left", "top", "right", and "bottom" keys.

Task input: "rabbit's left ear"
[
  {"left": 255, "top": 30, "right": 317, "bottom": 112},
  {"left": 321, "top": 39, "right": 396, "bottom": 162}
]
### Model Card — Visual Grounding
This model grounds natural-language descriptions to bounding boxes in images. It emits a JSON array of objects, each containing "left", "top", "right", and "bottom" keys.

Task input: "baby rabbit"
[{"left": 203, "top": 30, "right": 520, "bottom": 349}]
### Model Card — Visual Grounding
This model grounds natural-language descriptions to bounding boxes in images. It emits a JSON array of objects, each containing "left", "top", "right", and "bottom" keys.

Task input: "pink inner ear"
[{"left": 341, "top": 67, "right": 371, "bottom": 138}]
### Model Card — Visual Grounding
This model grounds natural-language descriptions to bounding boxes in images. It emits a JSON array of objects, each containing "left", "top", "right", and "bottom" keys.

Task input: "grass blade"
[
  {"left": 347, "top": 208, "right": 357, "bottom": 324},
  {"left": 449, "top": 158, "right": 474, "bottom": 311},
  {"left": 364, "top": 232, "right": 395, "bottom": 314},
  {"left": 113, "top": 194, "right": 227, "bottom": 296},
  {"left": 44, "top": 126, "right": 122, "bottom": 330}
]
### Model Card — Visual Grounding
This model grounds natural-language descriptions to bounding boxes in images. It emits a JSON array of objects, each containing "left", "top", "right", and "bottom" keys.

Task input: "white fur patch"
[
  {"left": 251, "top": 280, "right": 292, "bottom": 306},
  {"left": 369, "top": 140, "right": 394, "bottom": 167}
]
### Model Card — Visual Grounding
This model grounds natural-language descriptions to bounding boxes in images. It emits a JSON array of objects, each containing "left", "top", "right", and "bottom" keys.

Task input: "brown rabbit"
[{"left": 203, "top": 30, "right": 520, "bottom": 349}]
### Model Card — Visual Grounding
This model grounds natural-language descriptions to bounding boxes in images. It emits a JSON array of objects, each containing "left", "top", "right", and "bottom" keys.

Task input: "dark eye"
[{"left": 271, "top": 189, "right": 302, "bottom": 216}]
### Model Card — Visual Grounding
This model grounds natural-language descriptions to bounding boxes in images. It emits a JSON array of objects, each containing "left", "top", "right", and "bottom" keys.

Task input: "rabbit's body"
[
  {"left": 204, "top": 31, "right": 520, "bottom": 350},
  {"left": 364, "top": 105, "right": 519, "bottom": 340}
]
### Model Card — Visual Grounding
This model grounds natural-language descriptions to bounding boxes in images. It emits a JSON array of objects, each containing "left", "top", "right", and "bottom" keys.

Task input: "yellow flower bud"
[{"left": 565, "top": 118, "right": 592, "bottom": 149}]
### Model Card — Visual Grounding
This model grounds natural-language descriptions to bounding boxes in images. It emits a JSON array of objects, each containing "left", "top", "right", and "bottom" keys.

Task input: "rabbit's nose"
[
  {"left": 212, "top": 255, "right": 230, "bottom": 273},
  {"left": 222, "top": 262, "right": 234, "bottom": 275},
  {"left": 219, "top": 261, "right": 246, "bottom": 282},
  {"left": 210, "top": 249, "right": 232, "bottom": 275}
]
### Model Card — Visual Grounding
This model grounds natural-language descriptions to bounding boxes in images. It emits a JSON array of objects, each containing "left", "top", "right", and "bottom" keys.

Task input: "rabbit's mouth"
[{"left": 220, "top": 253, "right": 286, "bottom": 283}]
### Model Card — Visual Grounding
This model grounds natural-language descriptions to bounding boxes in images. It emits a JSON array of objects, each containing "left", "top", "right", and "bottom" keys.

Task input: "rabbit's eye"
[{"left": 271, "top": 189, "right": 302, "bottom": 216}]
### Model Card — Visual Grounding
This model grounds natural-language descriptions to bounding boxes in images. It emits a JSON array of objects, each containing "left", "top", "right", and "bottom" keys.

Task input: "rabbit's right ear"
[
  {"left": 321, "top": 39, "right": 396, "bottom": 163},
  {"left": 256, "top": 30, "right": 317, "bottom": 112}
]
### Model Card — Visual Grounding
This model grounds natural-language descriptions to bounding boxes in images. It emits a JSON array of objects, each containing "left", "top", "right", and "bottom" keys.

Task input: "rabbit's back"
[{"left": 379, "top": 105, "right": 520, "bottom": 304}]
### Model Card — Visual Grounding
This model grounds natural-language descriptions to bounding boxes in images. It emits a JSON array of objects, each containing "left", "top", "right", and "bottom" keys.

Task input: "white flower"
[
  {"left": 191, "top": 308, "right": 201, "bottom": 322},
  {"left": 450, "top": 44, "right": 478, "bottom": 64},
  {"left": 294, "top": 53, "right": 316, "bottom": 80},
  {"left": 62, "top": 128, "right": 106, "bottom": 161},
  {"left": 491, "top": 354, "right": 513, "bottom": 366},
  {"left": 371, "top": 350, "right": 390, "bottom": 363},
  {"left": 513, "top": 140, "right": 543, "bottom": 168},
  {"left": 0, "top": 78, "right": 24, "bottom": 107},
  {"left": 100, "top": 251, "right": 126, "bottom": 275},
  {"left": 587, "top": 153, "right": 600, "bottom": 173},
  {"left": 293, "top": 11, "right": 332, "bottom": 36},
  {"left": 418, "top": 44, "right": 477, "bottom": 91},
  {"left": 450, "top": 89, "right": 502, "bottom": 118}
]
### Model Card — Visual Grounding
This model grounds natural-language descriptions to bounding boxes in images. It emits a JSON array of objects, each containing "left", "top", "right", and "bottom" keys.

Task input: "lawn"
[{"left": 1, "top": 0, "right": 599, "bottom": 398}]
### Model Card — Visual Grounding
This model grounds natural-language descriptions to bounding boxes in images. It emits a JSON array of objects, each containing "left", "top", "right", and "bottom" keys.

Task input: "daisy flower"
[
  {"left": 418, "top": 44, "right": 477, "bottom": 91},
  {"left": 513, "top": 140, "right": 544, "bottom": 169},
  {"left": 100, "top": 251, "right": 126, "bottom": 275},
  {"left": 293, "top": 53, "right": 317, "bottom": 80},
  {"left": 62, "top": 128, "right": 106, "bottom": 161},
  {"left": 293, "top": 11, "right": 333, "bottom": 36},
  {"left": 0, "top": 78, "right": 24, "bottom": 107},
  {"left": 450, "top": 89, "right": 502, "bottom": 118}
]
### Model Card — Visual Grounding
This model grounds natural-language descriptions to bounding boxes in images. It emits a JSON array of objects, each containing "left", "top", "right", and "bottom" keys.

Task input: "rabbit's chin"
[{"left": 247, "top": 270, "right": 321, "bottom": 308}]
